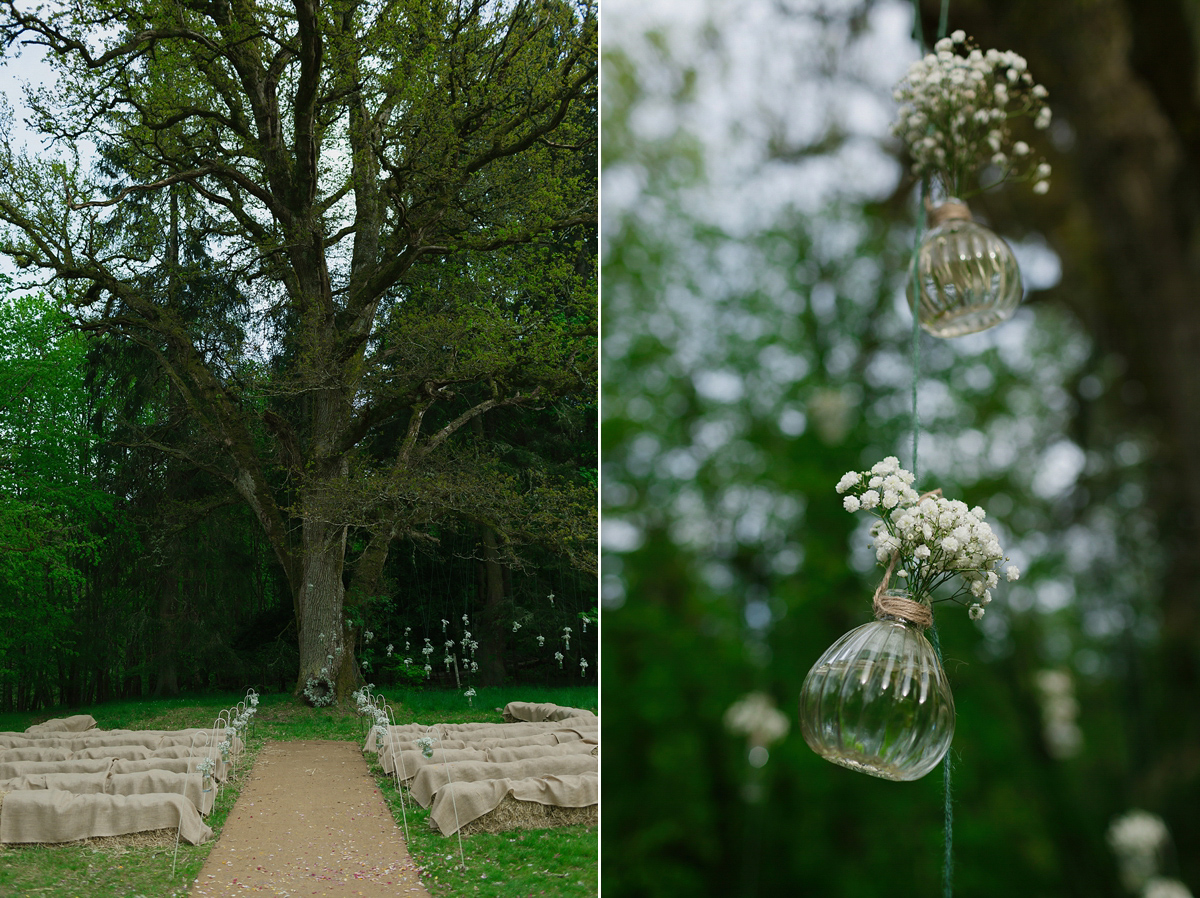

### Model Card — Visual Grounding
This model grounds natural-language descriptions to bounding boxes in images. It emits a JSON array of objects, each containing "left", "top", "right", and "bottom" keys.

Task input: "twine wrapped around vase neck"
[
  {"left": 926, "top": 198, "right": 972, "bottom": 229},
  {"left": 870, "top": 488, "right": 941, "bottom": 629}
]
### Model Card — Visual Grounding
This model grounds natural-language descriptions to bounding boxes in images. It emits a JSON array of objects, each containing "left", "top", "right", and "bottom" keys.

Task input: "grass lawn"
[{"left": 0, "top": 685, "right": 597, "bottom": 898}]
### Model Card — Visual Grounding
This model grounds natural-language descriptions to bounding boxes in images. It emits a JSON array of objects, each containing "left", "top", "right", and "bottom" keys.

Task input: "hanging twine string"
[{"left": 909, "top": 2, "right": 953, "bottom": 896}]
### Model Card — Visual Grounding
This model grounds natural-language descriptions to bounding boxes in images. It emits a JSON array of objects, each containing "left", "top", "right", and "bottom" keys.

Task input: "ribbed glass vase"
[
  {"left": 907, "top": 200, "right": 1022, "bottom": 338},
  {"left": 799, "top": 591, "right": 955, "bottom": 781}
]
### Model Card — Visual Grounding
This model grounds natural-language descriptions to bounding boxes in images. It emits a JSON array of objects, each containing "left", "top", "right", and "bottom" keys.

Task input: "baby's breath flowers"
[
  {"left": 892, "top": 30, "right": 1052, "bottom": 198},
  {"left": 837, "top": 456, "right": 1019, "bottom": 620}
]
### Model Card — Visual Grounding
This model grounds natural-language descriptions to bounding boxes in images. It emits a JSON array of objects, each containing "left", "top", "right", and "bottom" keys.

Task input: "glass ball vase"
[
  {"left": 907, "top": 200, "right": 1022, "bottom": 338},
  {"left": 799, "top": 592, "right": 955, "bottom": 781}
]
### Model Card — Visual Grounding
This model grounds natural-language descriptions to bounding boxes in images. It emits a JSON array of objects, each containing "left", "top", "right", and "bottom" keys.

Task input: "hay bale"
[
  {"left": 81, "top": 828, "right": 179, "bottom": 851},
  {"left": 456, "top": 796, "right": 597, "bottom": 835}
]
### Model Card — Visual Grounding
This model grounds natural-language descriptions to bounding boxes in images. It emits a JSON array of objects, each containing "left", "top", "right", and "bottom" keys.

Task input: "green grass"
[
  {"left": 372, "top": 755, "right": 597, "bottom": 898},
  {"left": 0, "top": 686, "right": 598, "bottom": 898}
]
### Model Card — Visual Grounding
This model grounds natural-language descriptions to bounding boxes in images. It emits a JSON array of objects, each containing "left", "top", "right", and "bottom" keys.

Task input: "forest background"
[
  {"left": 602, "top": 0, "right": 1200, "bottom": 896},
  {"left": 0, "top": 0, "right": 598, "bottom": 711}
]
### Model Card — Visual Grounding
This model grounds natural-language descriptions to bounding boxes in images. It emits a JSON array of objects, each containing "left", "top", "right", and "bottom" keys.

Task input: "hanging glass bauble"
[
  {"left": 799, "top": 588, "right": 955, "bottom": 781},
  {"left": 907, "top": 199, "right": 1022, "bottom": 338}
]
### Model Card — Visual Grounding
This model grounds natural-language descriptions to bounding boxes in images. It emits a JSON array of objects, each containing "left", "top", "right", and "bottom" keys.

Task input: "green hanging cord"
[
  {"left": 909, "top": 2, "right": 953, "bottom": 898},
  {"left": 910, "top": 184, "right": 925, "bottom": 483}
]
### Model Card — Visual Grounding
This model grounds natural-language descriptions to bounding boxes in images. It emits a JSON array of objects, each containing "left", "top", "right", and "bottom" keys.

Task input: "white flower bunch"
[
  {"left": 723, "top": 692, "right": 790, "bottom": 747},
  {"left": 555, "top": 651, "right": 564, "bottom": 668},
  {"left": 415, "top": 735, "right": 438, "bottom": 759},
  {"left": 352, "top": 686, "right": 374, "bottom": 717},
  {"left": 373, "top": 707, "right": 390, "bottom": 749},
  {"left": 512, "top": 620, "right": 522, "bottom": 632},
  {"left": 196, "top": 755, "right": 215, "bottom": 786},
  {"left": 219, "top": 739, "right": 231, "bottom": 760},
  {"left": 464, "top": 686, "right": 476, "bottom": 705},
  {"left": 1108, "top": 810, "right": 1171, "bottom": 892},
  {"left": 837, "top": 457, "right": 1019, "bottom": 619},
  {"left": 537, "top": 635, "right": 545, "bottom": 647},
  {"left": 1034, "top": 669, "right": 1082, "bottom": 759},
  {"left": 892, "top": 30, "right": 1052, "bottom": 198},
  {"left": 579, "top": 657, "right": 589, "bottom": 676},
  {"left": 1145, "top": 880, "right": 1195, "bottom": 898}
]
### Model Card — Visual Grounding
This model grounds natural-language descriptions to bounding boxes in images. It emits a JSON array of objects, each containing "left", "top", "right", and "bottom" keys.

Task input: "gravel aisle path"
[{"left": 190, "top": 739, "right": 431, "bottom": 897}]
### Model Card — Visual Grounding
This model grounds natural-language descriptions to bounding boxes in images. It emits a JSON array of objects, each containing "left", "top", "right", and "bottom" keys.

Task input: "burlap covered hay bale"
[
  {"left": 429, "top": 773, "right": 598, "bottom": 836},
  {"left": 457, "top": 797, "right": 598, "bottom": 835},
  {"left": 0, "top": 789, "right": 212, "bottom": 845},
  {"left": 25, "top": 715, "right": 97, "bottom": 734},
  {"left": 502, "top": 702, "right": 598, "bottom": 724},
  {"left": 411, "top": 755, "right": 598, "bottom": 808}
]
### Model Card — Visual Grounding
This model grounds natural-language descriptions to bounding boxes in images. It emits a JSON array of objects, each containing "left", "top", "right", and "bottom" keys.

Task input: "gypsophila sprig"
[
  {"left": 415, "top": 735, "right": 437, "bottom": 759},
  {"left": 892, "top": 30, "right": 1052, "bottom": 198},
  {"left": 837, "top": 457, "right": 1019, "bottom": 619}
]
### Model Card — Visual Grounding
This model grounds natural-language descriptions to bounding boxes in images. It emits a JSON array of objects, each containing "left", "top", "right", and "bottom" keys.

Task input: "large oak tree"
[{"left": 0, "top": 0, "right": 597, "bottom": 699}]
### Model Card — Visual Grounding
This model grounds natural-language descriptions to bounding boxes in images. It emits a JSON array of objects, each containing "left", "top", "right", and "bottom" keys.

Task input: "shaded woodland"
[{"left": 602, "top": 1, "right": 1200, "bottom": 895}]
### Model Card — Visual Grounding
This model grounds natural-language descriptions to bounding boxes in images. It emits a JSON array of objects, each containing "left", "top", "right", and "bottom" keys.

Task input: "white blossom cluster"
[
  {"left": 1034, "top": 669, "right": 1082, "bottom": 759},
  {"left": 723, "top": 692, "right": 790, "bottom": 747},
  {"left": 352, "top": 685, "right": 393, "bottom": 748},
  {"left": 1108, "top": 810, "right": 1171, "bottom": 893},
  {"left": 892, "top": 31, "right": 1052, "bottom": 198},
  {"left": 415, "top": 735, "right": 438, "bottom": 759},
  {"left": 1145, "top": 880, "right": 1195, "bottom": 898},
  {"left": 837, "top": 457, "right": 1019, "bottom": 619},
  {"left": 196, "top": 755, "right": 215, "bottom": 779}
]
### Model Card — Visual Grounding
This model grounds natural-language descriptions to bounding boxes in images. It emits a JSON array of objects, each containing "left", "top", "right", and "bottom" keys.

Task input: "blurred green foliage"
[{"left": 600, "top": 6, "right": 1183, "bottom": 896}]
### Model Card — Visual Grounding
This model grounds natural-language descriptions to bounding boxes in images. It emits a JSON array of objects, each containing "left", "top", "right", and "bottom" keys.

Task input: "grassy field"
[{"left": 0, "top": 685, "right": 598, "bottom": 898}]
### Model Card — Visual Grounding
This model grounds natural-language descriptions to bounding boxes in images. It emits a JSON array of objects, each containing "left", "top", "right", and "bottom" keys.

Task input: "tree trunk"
[{"left": 294, "top": 516, "right": 352, "bottom": 700}]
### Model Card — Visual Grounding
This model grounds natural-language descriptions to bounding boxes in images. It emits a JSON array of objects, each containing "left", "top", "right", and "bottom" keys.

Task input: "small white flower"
[
  {"left": 843, "top": 495, "right": 861, "bottom": 512},
  {"left": 1006, "top": 565, "right": 1021, "bottom": 581},
  {"left": 861, "top": 490, "right": 880, "bottom": 510},
  {"left": 914, "top": 545, "right": 931, "bottom": 560},
  {"left": 555, "top": 651, "right": 564, "bottom": 667},
  {"left": 836, "top": 471, "right": 861, "bottom": 493},
  {"left": 896, "top": 569, "right": 908, "bottom": 579},
  {"left": 969, "top": 604, "right": 985, "bottom": 620},
  {"left": 1033, "top": 181, "right": 1050, "bottom": 195},
  {"left": 1013, "top": 141, "right": 1030, "bottom": 155},
  {"left": 1035, "top": 107, "right": 1052, "bottom": 129}
]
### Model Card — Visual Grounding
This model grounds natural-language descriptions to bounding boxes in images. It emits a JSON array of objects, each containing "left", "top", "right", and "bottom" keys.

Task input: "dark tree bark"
[{"left": 924, "top": 0, "right": 1200, "bottom": 883}]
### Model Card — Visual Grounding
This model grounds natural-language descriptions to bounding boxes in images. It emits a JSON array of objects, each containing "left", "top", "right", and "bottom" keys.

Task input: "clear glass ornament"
[
  {"left": 799, "top": 589, "right": 955, "bottom": 781},
  {"left": 907, "top": 200, "right": 1022, "bottom": 338}
]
